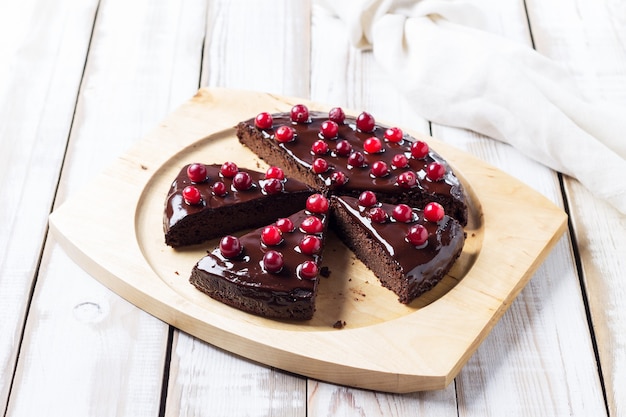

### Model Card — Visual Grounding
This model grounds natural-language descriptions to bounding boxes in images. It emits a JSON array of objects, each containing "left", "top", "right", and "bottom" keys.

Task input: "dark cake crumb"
[
  {"left": 320, "top": 266, "right": 331, "bottom": 278},
  {"left": 333, "top": 320, "right": 346, "bottom": 329}
]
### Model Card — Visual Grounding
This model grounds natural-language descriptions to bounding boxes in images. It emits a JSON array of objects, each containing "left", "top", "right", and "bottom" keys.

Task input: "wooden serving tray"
[{"left": 49, "top": 88, "right": 567, "bottom": 393}]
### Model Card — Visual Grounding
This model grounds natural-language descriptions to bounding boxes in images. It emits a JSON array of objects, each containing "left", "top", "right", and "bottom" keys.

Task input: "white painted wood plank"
[
  {"left": 0, "top": 0, "right": 99, "bottom": 410},
  {"left": 526, "top": 0, "right": 626, "bottom": 415},
  {"left": 7, "top": 0, "right": 207, "bottom": 415},
  {"left": 164, "top": 1, "right": 311, "bottom": 416}
]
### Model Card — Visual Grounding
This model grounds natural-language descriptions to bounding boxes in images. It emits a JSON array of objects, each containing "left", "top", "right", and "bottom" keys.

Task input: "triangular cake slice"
[
  {"left": 330, "top": 192, "right": 465, "bottom": 304},
  {"left": 164, "top": 162, "right": 313, "bottom": 247},
  {"left": 236, "top": 105, "right": 468, "bottom": 225},
  {"left": 189, "top": 194, "right": 330, "bottom": 320}
]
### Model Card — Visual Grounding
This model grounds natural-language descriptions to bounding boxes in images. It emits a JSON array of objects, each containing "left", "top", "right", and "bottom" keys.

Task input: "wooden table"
[{"left": 1, "top": 0, "right": 623, "bottom": 415}]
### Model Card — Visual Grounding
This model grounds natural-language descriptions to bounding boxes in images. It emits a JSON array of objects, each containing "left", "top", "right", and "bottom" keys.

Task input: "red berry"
[
  {"left": 265, "top": 166, "right": 284, "bottom": 180},
  {"left": 299, "top": 235, "right": 321, "bottom": 255},
  {"left": 290, "top": 104, "right": 309, "bottom": 123},
  {"left": 410, "top": 141, "right": 429, "bottom": 159},
  {"left": 384, "top": 127, "right": 403, "bottom": 143},
  {"left": 306, "top": 194, "right": 329, "bottom": 213},
  {"left": 212, "top": 181, "right": 227, "bottom": 197},
  {"left": 312, "top": 158, "right": 329, "bottom": 174},
  {"left": 356, "top": 111, "right": 375, "bottom": 132},
  {"left": 426, "top": 161, "right": 446, "bottom": 181},
  {"left": 220, "top": 161, "right": 238, "bottom": 178},
  {"left": 406, "top": 224, "right": 428, "bottom": 246},
  {"left": 424, "top": 202, "right": 445, "bottom": 222},
  {"left": 334, "top": 140, "right": 352, "bottom": 156},
  {"left": 263, "top": 250, "right": 284, "bottom": 273},
  {"left": 298, "top": 261, "right": 318, "bottom": 279},
  {"left": 330, "top": 171, "right": 347, "bottom": 186},
  {"left": 320, "top": 120, "right": 339, "bottom": 138},
  {"left": 232, "top": 171, "right": 253, "bottom": 190},
  {"left": 263, "top": 178, "right": 283, "bottom": 195},
  {"left": 187, "top": 163, "right": 208, "bottom": 183},
  {"left": 368, "top": 207, "right": 388, "bottom": 223},
  {"left": 300, "top": 216, "right": 324, "bottom": 234},
  {"left": 261, "top": 225, "right": 283, "bottom": 246},
  {"left": 275, "top": 125, "right": 295, "bottom": 143},
  {"left": 392, "top": 204, "right": 414, "bottom": 222},
  {"left": 220, "top": 235, "right": 242, "bottom": 258},
  {"left": 328, "top": 107, "right": 345, "bottom": 124},
  {"left": 347, "top": 151, "right": 366, "bottom": 168},
  {"left": 312, "top": 140, "right": 329, "bottom": 155},
  {"left": 397, "top": 171, "right": 417, "bottom": 188},
  {"left": 391, "top": 153, "right": 408, "bottom": 168},
  {"left": 370, "top": 161, "right": 389, "bottom": 177},
  {"left": 275, "top": 218, "right": 295, "bottom": 233},
  {"left": 182, "top": 186, "right": 202, "bottom": 205},
  {"left": 255, "top": 112, "right": 273, "bottom": 129},
  {"left": 363, "top": 137, "right": 383, "bottom": 154},
  {"left": 358, "top": 191, "right": 377, "bottom": 207}
]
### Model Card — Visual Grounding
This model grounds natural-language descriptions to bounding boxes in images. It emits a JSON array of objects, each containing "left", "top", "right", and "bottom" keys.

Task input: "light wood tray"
[{"left": 49, "top": 88, "right": 567, "bottom": 393}]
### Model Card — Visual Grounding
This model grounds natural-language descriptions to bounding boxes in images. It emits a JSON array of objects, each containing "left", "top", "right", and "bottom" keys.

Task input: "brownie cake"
[
  {"left": 164, "top": 162, "right": 313, "bottom": 247},
  {"left": 331, "top": 193, "right": 465, "bottom": 304},
  {"left": 236, "top": 105, "right": 468, "bottom": 225},
  {"left": 189, "top": 194, "right": 330, "bottom": 320}
]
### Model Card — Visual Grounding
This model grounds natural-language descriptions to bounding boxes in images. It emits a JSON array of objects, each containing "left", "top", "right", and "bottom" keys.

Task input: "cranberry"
[
  {"left": 182, "top": 186, "right": 202, "bottom": 205},
  {"left": 363, "top": 137, "right": 383, "bottom": 154},
  {"left": 358, "top": 191, "right": 377, "bottom": 207},
  {"left": 300, "top": 216, "right": 324, "bottom": 234},
  {"left": 298, "top": 261, "right": 318, "bottom": 279},
  {"left": 255, "top": 112, "right": 273, "bottom": 129},
  {"left": 261, "top": 225, "right": 283, "bottom": 246},
  {"left": 334, "top": 140, "right": 352, "bottom": 157},
  {"left": 187, "top": 163, "right": 208, "bottom": 183},
  {"left": 220, "top": 161, "right": 238, "bottom": 178},
  {"left": 275, "top": 218, "right": 295, "bottom": 233},
  {"left": 406, "top": 224, "right": 428, "bottom": 246},
  {"left": 312, "top": 140, "right": 329, "bottom": 155},
  {"left": 263, "top": 250, "right": 284, "bottom": 273},
  {"left": 306, "top": 194, "right": 329, "bottom": 213},
  {"left": 384, "top": 127, "right": 403, "bottom": 143},
  {"left": 391, "top": 153, "right": 408, "bottom": 169},
  {"left": 299, "top": 235, "right": 321, "bottom": 255},
  {"left": 347, "top": 151, "right": 366, "bottom": 168},
  {"left": 290, "top": 104, "right": 309, "bottom": 123},
  {"left": 220, "top": 235, "right": 242, "bottom": 258},
  {"left": 263, "top": 178, "right": 283, "bottom": 195},
  {"left": 370, "top": 161, "right": 389, "bottom": 177},
  {"left": 312, "top": 158, "right": 329, "bottom": 174},
  {"left": 320, "top": 120, "right": 339, "bottom": 138},
  {"left": 356, "top": 111, "right": 375, "bottom": 132},
  {"left": 392, "top": 204, "right": 414, "bottom": 222},
  {"left": 410, "top": 141, "right": 429, "bottom": 159},
  {"left": 426, "top": 161, "right": 446, "bottom": 181},
  {"left": 396, "top": 171, "right": 417, "bottom": 188},
  {"left": 212, "top": 181, "right": 227, "bottom": 197},
  {"left": 232, "top": 172, "right": 253, "bottom": 190},
  {"left": 330, "top": 171, "right": 347, "bottom": 186},
  {"left": 328, "top": 107, "right": 345, "bottom": 124},
  {"left": 275, "top": 125, "right": 295, "bottom": 143},
  {"left": 368, "top": 207, "right": 388, "bottom": 223},
  {"left": 424, "top": 202, "right": 445, "bottom": 222},
  {"left": 265, "top": 166, "right": 284, "bottom": 180}
]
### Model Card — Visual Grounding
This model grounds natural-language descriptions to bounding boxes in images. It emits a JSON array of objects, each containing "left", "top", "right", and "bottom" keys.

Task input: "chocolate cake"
[
  {"left": 164, "top": 162, "right": 313, "bottom": 247},
  {"left": 189, "top": 194, "right": 330, "bottom": 320},
  {"left": 236, "top": 106, "right": 468, "bottom": 225},
  {"left": 330, "top": 193, "right": 465, "bottom": 304}
]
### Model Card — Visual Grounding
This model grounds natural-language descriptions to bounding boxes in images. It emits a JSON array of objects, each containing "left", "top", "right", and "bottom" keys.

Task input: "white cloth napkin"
[{"left": 316, "top": 0, "right": 626, "bottom": 215}]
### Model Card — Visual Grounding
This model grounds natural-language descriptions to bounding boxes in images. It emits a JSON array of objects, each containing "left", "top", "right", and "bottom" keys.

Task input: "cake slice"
[
  {"left": 236, "top": 105, "right": 468, "bottom": 225},
  {"left": 189, "top": 194, "right": 330, "bottom": 320},
  {"left": 330, "top": 192, "right": 465, "bottom": 304},
  {"left": 164, "top": 162, "right": 313, "bottom": 247}
]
